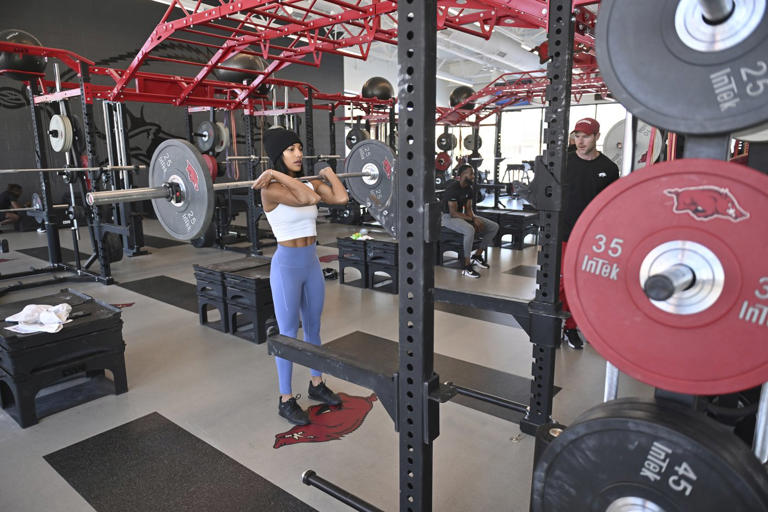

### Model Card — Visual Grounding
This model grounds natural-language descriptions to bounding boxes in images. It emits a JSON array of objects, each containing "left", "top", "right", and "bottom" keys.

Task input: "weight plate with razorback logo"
[
  {"left": 149, "top": 139, "right": 213, "bottom": 241},
  {"left": 564, "top": 159, "right": 768, "bottom": 395}
]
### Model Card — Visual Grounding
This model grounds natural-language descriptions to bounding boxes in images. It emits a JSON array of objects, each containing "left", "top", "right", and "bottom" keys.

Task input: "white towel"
[{"left": 5, "top": 303, "right": 72, "bottom": 334}]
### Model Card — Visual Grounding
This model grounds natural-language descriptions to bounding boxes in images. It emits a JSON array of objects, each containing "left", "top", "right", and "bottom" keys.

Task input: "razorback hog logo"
[
  {"left": 664, "top": 186, "right": 749, "bottom": 222},
  {"left": 274, "top": 393, "right": 377, "bottom": 448},
  {"left": 185, "top": 160, "right": 200, "bottom": 191}
]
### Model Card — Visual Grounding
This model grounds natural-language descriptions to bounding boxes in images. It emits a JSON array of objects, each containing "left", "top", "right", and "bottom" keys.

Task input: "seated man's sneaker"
[
  {"left": 278, "top": 395, "right": 310, "bottom": 425},
  {"left": 308, "top": 380, "right": 342, "bottom": 406},
  {"left": 471, "top": 253, "right": 489, "bottom": 269},
  {"left": 462, "top": 265, "right": 481, "bottom": 278}
]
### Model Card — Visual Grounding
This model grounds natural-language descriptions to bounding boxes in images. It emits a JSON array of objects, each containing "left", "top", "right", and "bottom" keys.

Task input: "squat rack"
[{"left": 269, "top": 0, "right": 582, "bottom": 510}]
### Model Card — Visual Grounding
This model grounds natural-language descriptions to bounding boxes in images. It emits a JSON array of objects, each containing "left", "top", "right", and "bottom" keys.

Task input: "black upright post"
[
  {"left": 397, "top": 2, "right": 439, "bottom": 511},
  {"left": 27, "top": 85, "right": 62, "bottom": 265},
  {"left": 305, "top": 89, "right": 315, "bottom": 174},
  {"left": 329, "top": 107, "right": 337, "bottom": 172},
  {"left": 494, "top": 112, "right": 503, "bottom": 208},
  {"left": 80, "top": 64, "right": 112, "bottom": 282},
  {"left": 185, "top": 107, "right": 194, "bottom": 141},
  {"left": 520, "top": 0, "right": 574, "bottom": 435},
  {"left": 389, "top": 103, "right": 397, "bottom": 152},
  {"left": 114, "top": 103, "right": 145, "bottom": 255},
  {"left": 245, "top": 112, "right": 262, "bottom": 255}
]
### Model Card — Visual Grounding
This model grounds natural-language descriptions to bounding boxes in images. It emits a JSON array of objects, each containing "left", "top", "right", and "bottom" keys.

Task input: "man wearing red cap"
[{"left": 561, "top": 117, "right": 620, "bottom": 349}]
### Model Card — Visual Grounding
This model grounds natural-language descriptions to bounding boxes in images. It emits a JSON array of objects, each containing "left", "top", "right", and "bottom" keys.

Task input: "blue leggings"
[{"left": 270, "top": 244, "right": 325, "bottom": 395}]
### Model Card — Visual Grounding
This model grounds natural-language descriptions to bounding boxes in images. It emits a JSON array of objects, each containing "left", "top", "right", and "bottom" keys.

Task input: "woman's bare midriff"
[{"left": 278, "top": 236, "right": 317, "bottom": 248}]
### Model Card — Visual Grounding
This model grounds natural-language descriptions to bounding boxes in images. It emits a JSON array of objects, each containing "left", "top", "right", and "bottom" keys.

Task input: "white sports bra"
[{"left": 264, "top": 181, "right": 318, "bottom": 242}]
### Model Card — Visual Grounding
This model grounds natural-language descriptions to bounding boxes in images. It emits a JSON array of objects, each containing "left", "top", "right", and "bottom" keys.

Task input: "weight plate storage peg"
[
  {"left": 564, "top": 159, "right": 768, "bottom": 395},
  {"left": 49, "top": 114, "right": 73, "bottom": 153},
  {"left": 437, "top": 132, "right": 457, "bottom": 151},
  {"left": 214, "top": 122, "right": 230, "bottom": 153},
  {"left": 344, "top": 139, "right": 397, "bottom": 238},
  {"left": 596, "top": 0, "right": 768, "bottom": 135},
  {"left": 346, "top": 118, "right": 370, "bottom": 151},
  {"left": 149, "top": 139, "right": 213, "bottom": 241},
  {"left": 532, "top": 398, "right": 768, "bottom": 512},
  {"left": 194, "top": 120, "right": 216, "bottom": 153},
  {"left": 435, "top": 151, "right": 451, "bottom": 172},
  {"left": 463, "top": 134, "right": 482, "bottom": 151},
  {"left": 603, "top": 119, "right": 663, "bottom": 171}
]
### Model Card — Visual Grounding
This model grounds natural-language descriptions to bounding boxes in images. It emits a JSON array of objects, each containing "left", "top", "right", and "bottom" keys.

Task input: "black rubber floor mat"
[
  {"left": 118, "top": 276, "right": 197, "bottom": 313},
  {"left": 503, "top": 265, "right": 538, "bottom": 278},
  {"left": 17, "top": 246, "right": 90, "bottom": 264},
  {"left": 142, "top": 235, "right": 185, "bottom": 248},
  {"left": 325, "top": 331, "right": 559, "bottom": 423},
  {"left": 434, "top": 301, "right": 526, "bottom": 329},
  {"left": 44, "top": 412, "right": 315, "bottom": 512}
]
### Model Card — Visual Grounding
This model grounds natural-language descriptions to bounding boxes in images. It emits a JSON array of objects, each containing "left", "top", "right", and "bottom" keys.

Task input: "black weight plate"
[
  {"left": 532, "top": 398, "right": 768, "bottom": 511},
  {"left": 101, "top": 232, "right": 123, "bottom": 263},
  {"left": 194, "top": 120, "right": 216, "bottom": 153},
  {"left": 346, "top": 127, "right": 370, "bottom": 150},
  {"left": 191, "top": 222, "right": 215, "bottom": 248},
  {"left": 469, "top": 152, "right": 483, "bottom": 168},
  {"left": 437, "top": 132, "right": 457, "bottom": 151},
  {"left": 435, "top": 171, "right": 446, "bottom": 189},
  {"left": 149, "top": 139, "right": 213, "bottom": 241},
  {"left": 464, "top": 134, "right": 482, "bottom": 151},
  {"left": 596, "top": 0, "right": 768, "bottom": 134},
  {"left": 344, "top": 139, "right": 397, "bottom": 237}
]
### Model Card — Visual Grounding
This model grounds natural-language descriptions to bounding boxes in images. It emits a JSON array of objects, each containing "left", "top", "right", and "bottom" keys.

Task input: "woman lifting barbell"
[{"left": 251, "top": 128, "right": 348, "bottom": 425}]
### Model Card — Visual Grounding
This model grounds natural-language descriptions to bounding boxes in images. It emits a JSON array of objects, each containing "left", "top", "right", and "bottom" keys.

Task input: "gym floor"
[{"left": 0, "top": 215, "right": 652, "bottom": 511}]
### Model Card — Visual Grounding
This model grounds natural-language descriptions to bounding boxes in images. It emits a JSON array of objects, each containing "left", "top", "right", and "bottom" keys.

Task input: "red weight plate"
[
  {"left": 435, "top": 151, "right": 451, "bottom": 172},
  {"left": 564, "top": 159, "right": 768, "bottom": 395},
  {"left": 202, "top": 154, "right": 218, "bottom": 183}
]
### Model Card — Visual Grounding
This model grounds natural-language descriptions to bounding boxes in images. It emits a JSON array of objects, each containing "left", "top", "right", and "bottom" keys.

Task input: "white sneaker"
[
  {"left": 471, "top": 254, "right": 489, "bottom": 269},
  {"left": 462, "top": 265, "right": 481, "bottom": 278}
]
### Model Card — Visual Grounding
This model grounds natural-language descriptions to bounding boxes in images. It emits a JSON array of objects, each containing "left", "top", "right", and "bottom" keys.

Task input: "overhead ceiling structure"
[{"left": 144, "top": 0, "right": 600, "bottom": 95}]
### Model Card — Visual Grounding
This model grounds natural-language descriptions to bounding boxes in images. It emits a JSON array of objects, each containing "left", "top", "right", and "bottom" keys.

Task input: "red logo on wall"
[
  {"left": 274, "top": 393, "right": 378, "bottom": 448},
  {"left": 664, "top": 185, "right": 749, "bottom": 223}
]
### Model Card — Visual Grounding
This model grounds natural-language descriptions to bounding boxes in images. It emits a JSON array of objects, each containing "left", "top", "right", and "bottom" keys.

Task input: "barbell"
[
  {"left": 226, "top": 154, "right": 342, "bottom": 162},
  {"left": 0, "top": 196, "right": 67, "bottom": 214},
  {"left": 82, "top": 139, "right": 394, "bottom": 241},
  {"left": 0, "top": 165, "right": 146, "bottom": 175}
]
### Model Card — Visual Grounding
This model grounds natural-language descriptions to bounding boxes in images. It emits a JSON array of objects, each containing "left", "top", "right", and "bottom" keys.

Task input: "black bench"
[{"left": 0, "top": 289, "right": 127, "bottom": 428}]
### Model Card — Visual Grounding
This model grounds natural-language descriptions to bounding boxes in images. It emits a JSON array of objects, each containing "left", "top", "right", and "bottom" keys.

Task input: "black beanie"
[{"left": 264, "top": 128, "right": 302, "bottom": 166}]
